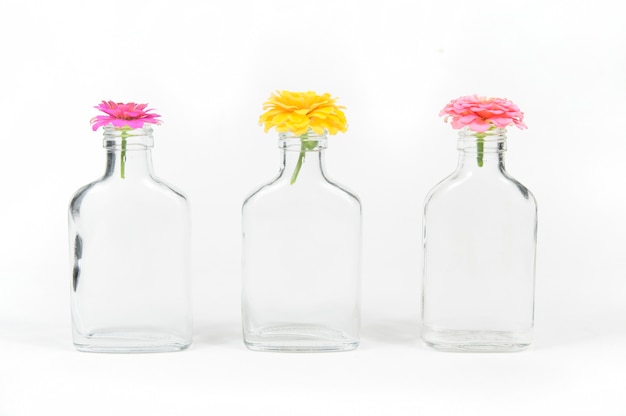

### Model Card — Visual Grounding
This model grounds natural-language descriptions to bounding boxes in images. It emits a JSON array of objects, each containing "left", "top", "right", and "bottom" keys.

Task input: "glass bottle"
[
  {"left": 421, "top": 128, "right": 537, "bottom": 352},
  {"left": 242, "top": 131, "right": 362, "bottom": 352},
  {"left": 68, "top": 125, "right": 192, "bottom": 353}
]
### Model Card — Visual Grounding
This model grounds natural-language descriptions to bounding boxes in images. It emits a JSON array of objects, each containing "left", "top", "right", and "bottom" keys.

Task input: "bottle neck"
[
  {"left": 278, "top": 132, "right": 328, "bottom": 184},
  {"left": 102, "top": 126, "right": 155, "bottom": 180},
  {"left": 456, "top": 128, "right": 507, "bottom": 174}
]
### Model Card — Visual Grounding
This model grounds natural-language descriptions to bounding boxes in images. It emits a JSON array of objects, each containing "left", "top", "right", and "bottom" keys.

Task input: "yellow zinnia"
[{"left": 259, "top": 91, "right": 347, "bottom": 136}]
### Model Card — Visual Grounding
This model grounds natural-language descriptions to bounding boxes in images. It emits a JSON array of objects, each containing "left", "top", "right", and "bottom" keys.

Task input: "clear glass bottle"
[
  {"left": 421, "top": 128, "right": 537, "bottom": 352},
  {"left": 242, "top": 131, "right": 361, "bottom": 352},
  {"left": 68, "top": 125, "right": 192, "bottom": 353}
]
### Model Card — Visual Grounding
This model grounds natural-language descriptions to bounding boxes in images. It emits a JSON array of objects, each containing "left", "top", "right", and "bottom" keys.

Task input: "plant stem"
[
  {"left": 290, "top": 132, "right": 310, "bottom": 185},
  {"left": 289, "top": 133, "right": 320, "bottom": 184},
  {"left": 290, "top": 147, "right": 305, "bottom": 185},
  {"left": 476, "top": 137, "right": 484, "bottom": 167},
  {"left": 121, "top": 129, "right": 128, "bottom": 179}
]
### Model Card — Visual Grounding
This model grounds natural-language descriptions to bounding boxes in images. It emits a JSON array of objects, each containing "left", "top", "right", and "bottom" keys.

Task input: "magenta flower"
[
  {"left": 90, "top": 100, "right": 162, "bottom": 179},
  {"left": 90, "top": 100, "right": 162, "bottom": 131},
  {"left": 439, "top": 95, "right": 527, "bottom": 133}
]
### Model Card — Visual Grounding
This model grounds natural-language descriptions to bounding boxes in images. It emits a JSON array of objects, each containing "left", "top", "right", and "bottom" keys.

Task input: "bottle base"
[
  {"left": 244, "top": 325, "right": 359, "bottom": 353},
  {"left": 421, "top": 326, "right": 531, "bottom": 353},
  {"left": 73, "top": 329, "right": 191, "bottom": 353}
]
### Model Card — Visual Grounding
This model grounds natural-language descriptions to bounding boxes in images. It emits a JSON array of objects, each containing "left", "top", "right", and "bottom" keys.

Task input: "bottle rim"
[
  {"left": 278, "top": 131, "right": 328, "bottom": 151},
  {"left": 102, "top": 125, "right": 154, "bottom": 149}
]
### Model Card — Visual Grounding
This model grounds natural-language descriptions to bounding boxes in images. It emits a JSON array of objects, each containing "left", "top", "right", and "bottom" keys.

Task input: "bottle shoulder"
[
  {"left": 425, "top": 169, "right": 537, "bottom": 208},
  {"left": 501, "top": 171, "right": 537, "bottom": 205},
  {"left": 243, "top": 175, "right": 361, "bottom": 211},
  {"left": 324, "top": 175, "right": 361, "bottom": 205},
  {"left": 69, "top": 175, "right": 189, "bottom": 215},
  {"left": 150, "top": 175, "right": 189, "bottom": 201},
  {"left": 69, "top": 179, "right": 101, "bottom": 212}
]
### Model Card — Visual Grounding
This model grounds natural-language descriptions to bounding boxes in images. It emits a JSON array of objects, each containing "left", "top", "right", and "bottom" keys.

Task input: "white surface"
[{"left": 1, "top": 0, "right": 625, "bottom": 414}]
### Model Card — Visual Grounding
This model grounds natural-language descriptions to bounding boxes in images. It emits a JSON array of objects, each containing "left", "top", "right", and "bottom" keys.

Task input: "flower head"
[
  {"left": 259, "top": 91, "right": 347, "bottom": 136},
  {"left": 439, "top": 94, "right": 527, "bottom": 132},
  {"left": 90, "top": 100, "right": 162, "bottom": 131}
]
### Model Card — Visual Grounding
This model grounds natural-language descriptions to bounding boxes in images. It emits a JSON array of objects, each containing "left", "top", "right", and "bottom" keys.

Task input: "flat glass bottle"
[
  {"left": 422, "top": 127, "right": 537, "bottom": 352},
  {"left": 68, "top": 125, "right": 192, "bottom": 353},
  {"left": 242, "top": 131, "right": 362, "bottom": 352}
]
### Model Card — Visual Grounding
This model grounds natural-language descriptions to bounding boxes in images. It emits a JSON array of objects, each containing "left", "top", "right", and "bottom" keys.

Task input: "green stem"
[
  {"left": 474, "top": 127, "right": 497, "bottom": 168},
  {"left": 290, "top": 147, "right": 305, "bottom": 185},
  {"left": 476, "top": 137, "right": 484, "bottom": 167},
  {"left": 290, "top": 132, "right": 315, "bottom": 185},
  {"left": 120, "top": 129, "right": 128, "bottom": 179}
]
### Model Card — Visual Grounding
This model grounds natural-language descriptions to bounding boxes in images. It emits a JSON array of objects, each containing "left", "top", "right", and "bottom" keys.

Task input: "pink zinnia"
[
  {"left": 439, "top": 94, "right": 527, "bottom": 132},
  {"left": 90, "top": 100, "right": 162, "bottom": 131}
]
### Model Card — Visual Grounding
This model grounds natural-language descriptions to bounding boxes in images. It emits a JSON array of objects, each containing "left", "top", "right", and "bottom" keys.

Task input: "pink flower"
[
  {"left": 90, "top": 100, "right": 162, "bottom": 131},
  {"left": 439, "top": 95, "right": 527, "bottom": 132}
]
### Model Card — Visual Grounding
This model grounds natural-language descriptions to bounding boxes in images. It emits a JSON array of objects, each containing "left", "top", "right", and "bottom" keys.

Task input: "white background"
[{"left": 1, "top": 0, "right": 625, "bottom": 414}]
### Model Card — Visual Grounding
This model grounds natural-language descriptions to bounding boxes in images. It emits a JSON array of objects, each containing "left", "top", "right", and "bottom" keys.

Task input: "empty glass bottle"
[
  {"left": 242, "top": 131, "right": 361, "bottom": 352},
  {"left": 68, "top": 125, "right": 192, "bottom": 353},
  {"left": 422, "top": 127, "right": 537, "bottom": 352}
]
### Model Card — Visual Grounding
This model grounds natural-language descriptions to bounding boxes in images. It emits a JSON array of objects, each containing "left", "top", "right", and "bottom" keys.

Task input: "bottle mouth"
[
  {"left": 457, "top": 127, "right": 507, "bottom": 152},
  {"left": 102, "top": 125, "right": 154, "bottom": 150},
  {"left": 278, "top": 131, "right": 328, "bottom": 151}
]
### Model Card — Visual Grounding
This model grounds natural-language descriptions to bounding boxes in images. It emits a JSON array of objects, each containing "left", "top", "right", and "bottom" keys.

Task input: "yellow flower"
[{"left": 259, "top": 91, "right": 348, "bottom": 136}]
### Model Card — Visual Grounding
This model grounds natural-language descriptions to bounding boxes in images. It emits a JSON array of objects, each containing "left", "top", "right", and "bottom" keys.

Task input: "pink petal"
[{"left": 468, "top": 120, "right": 491, "bottom": 132}]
